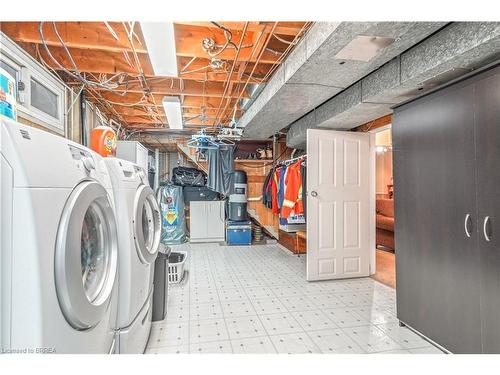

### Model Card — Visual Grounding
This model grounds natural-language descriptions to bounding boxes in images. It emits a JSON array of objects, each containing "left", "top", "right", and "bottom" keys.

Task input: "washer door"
[
  {"left": 133, "top": 184, "right": 161, "bottom": 264},
  {"left": 55, "top": 180, "right": 118, "bottom": 330}
]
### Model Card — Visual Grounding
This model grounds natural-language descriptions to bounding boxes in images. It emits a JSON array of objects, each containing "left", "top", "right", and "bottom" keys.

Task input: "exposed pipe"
[
  {"left": 213, "top": 22, "right": 249, "bottom": 125},
  {"left": 218, "top": 23, "right": 278, "bottom": 126}
]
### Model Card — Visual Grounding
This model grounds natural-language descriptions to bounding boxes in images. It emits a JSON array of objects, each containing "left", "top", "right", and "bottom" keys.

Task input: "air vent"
[
  {"left": 19, "top": 129, "right": 31, "bottom": 140},
  {"left": 335, "top": 35, "right": 395, "bottom": 62}
]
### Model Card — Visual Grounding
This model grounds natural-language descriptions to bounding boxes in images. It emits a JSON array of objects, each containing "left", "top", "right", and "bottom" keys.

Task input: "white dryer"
[
  {"left": 104, "top": 158, "right": 161, "bottom": 354},
  {"left": 0, "top": 118, "right": 119, "bottom": 353}
]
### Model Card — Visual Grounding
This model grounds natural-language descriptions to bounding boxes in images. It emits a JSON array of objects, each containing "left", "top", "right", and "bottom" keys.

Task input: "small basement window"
[
  {"left": 1, "top": 31, "right": 66, "bottom": 135},
  {"left": 30, "top": 78, "right": 59, "bottom": 119},
  {"left": 1, "top": 60, "right": 18, "bottom": 83}
]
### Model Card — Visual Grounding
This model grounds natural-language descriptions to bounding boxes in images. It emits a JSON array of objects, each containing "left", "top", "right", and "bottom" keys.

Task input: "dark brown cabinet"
[
  {"left": 393, "top": 62, "right": 500, "bottom": 354},
  {"left": 474, "top": 69, "right": 500, "bottom": 353}
]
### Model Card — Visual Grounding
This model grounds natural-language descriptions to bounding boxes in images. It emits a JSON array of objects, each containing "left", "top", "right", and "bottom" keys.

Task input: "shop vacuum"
[{"left": 226, "top": 170, "right": 252, "bottom": 245}]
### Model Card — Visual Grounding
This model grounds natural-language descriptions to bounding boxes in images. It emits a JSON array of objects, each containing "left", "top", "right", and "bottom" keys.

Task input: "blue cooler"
[{"left": 226, "top": 220, "right": 252, "bottom": 245}]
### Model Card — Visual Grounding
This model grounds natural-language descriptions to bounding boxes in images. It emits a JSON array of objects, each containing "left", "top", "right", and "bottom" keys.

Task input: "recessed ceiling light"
[{"left": 335, "top": 35, "right": 395, "bottom": 62}]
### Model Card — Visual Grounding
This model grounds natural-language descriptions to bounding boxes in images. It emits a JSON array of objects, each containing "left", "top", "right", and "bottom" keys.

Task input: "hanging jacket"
[
  {"left": 262, "top": 167, "right": 274, "bottom": 208},
  {"left": 281, "top": 161, "right": 304, "bottom": 219},
  {"left": 272, "top": 167, "right": 281, "bottom": 214},
  {"left": 301, "top": 162, "right": 307, "bottom": 219},
  {"left": 277, "top": 165, "right": 287, "bottom": 211}
]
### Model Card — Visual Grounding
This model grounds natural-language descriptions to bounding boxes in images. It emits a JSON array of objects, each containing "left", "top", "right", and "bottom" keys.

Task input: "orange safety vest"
[{"left": 281, "top": 161, "right": 304, "bottom": 219}]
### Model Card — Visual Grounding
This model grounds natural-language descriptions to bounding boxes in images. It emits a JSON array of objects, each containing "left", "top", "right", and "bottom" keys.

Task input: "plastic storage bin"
[
  {"left": 168, "top": 251, "right": 187, "bottom": 284},
  {"left": 226, "top": 220, "right": 252, "bottom": 245}
]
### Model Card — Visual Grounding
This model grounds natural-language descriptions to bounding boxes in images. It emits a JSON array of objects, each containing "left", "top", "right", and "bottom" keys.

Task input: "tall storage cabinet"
[
  {"left": 393, "top": 62, "right": 500, "bottom": 354},
  {"left": 474, "top": 68, "right": 500, "bottom": 353}
]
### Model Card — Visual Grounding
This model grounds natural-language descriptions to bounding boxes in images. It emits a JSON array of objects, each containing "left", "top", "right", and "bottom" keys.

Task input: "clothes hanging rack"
[
  {"left": 278, "top": 154, "right": 307, "bottom": 166},
  {"left": 187, "top": 128, "right": 235, "bottom": 151}
]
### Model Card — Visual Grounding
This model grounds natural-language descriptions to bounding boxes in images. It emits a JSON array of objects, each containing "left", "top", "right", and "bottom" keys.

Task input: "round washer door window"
[
  {"left": 81, "top": 201, "right": 110, "bottom": 303},
  {"left": 134, "top": 184, "right": 161, "bottom": 264},
  {"left": 55, "top": 180, "right": 118, "bottom": 330}
]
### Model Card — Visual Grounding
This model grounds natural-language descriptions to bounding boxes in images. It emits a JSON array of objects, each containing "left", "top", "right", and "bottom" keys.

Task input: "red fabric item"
[{"left": 281, "top": 161, "right": 304, "bottom": 218}]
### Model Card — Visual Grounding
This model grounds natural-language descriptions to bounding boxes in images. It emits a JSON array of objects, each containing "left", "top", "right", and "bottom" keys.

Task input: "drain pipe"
[{"left": 80, "top": 89, "right": 88, "bottom": 146}]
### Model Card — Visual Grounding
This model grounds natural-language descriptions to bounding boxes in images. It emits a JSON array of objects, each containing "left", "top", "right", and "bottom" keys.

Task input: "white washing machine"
[
  {"left": 0, "top": 118, "right": 119, "bottom": 354},
  {"left": 104, "top": 157, "right": 161, "bottom": 354}
]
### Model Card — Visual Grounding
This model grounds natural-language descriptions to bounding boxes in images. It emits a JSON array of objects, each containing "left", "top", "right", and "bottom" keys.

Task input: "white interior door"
[{"left": 307, "top": 129, "right": 375, "bottom": 281}]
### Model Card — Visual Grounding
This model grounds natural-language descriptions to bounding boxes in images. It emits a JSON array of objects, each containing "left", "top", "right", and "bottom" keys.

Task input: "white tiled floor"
[{"left": 146, "top": 243, "right": 443, "bottom": 354}]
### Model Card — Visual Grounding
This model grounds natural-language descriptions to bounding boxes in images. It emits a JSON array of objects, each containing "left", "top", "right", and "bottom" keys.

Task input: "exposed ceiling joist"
[
  {"left": 0, "top": 21, "right": 311, "bottom": 133},
  {"left": 174, "top": 21, "right": 306, "bottom": 36},
  {"left": 0, "top": 22, "right": 147, "bottom": 54},
  {"left": 69, "top": 78, "right": 251, "bottom": 98}
]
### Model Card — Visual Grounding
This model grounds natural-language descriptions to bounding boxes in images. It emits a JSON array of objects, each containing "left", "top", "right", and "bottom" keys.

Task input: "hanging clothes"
[
  {"left": 271, "top": 167, "right": 281, "bottom": 214},
  {"left": 301, "top": 162, "right": 307, "bottom": 219},
  {"left": 207, "top": 144, "right": 235, "bottom": 195},
  {"left": 262, "top": 166, "right": 275, "bottom": 209},
  {"left": 281, "top": 161, "right": 304, "bottom": 219},
  {"left": 277, "top": 165, "right": 287, "bottom": 211}
]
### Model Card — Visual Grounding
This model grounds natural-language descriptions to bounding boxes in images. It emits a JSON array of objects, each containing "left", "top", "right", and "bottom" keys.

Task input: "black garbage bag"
[{"left": 172, "top": 166, "right": 207, "bottom": 187}]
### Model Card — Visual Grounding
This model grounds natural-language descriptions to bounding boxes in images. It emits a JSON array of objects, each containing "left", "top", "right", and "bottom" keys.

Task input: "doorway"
[{"left": 371, "top": 125, "right": 396, "bottom": 288}]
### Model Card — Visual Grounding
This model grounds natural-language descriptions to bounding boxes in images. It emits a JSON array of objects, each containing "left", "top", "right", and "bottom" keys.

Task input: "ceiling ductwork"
[
  {"left": 238, "top": 22, "right": 447, "bottom": 139},
  {"left": 287, "top": 22, "right": 500, "bottom": 149}
]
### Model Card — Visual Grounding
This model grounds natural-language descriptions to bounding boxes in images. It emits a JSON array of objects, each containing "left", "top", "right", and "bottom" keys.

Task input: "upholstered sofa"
[{"left": 376, "top": 198, "right": 395, "bottom": 250}]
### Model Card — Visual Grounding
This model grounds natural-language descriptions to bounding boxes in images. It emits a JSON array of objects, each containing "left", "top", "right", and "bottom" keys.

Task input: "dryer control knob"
[{"left": 82, "top": 156, "right": 96, "bottom": 172}]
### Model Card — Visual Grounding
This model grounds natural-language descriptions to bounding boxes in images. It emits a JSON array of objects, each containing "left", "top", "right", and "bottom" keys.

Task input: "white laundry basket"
[{"left": 168, "top": 251, "right": 187, "bottom": 284}]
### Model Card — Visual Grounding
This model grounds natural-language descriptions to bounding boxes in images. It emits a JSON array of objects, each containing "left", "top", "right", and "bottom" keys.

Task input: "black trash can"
[{"left": 152, "top": 245, "right": 171, "bottom": 322}]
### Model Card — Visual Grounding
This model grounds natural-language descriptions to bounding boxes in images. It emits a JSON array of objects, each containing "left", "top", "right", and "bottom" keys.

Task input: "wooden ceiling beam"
[
  {"left": 178, "top": 57, "right": 271, "bottom": 83},
  {"left": 15, "top": 41, "right": 153, "bottom": 75},
  {"left": 174, "top": 22, "right": 307, "bottom": 36},
  {"left": 94, "top": 93, "right": 240, "bottom": 111},
  {"left": 0, "top": 22, "right": 147, "bottom": 54},
  {"left": 120, "top": 115, "right": 219, "bottom": 127},
  {"left": 70, "top": 78, "right": 250, "bottom": 98},
  {"left": 13, "top": 40, "right": 269, "bottom": 87},
  {"left": 174, "top": 26, "right": 281, "bottom": 65},
  {"left": 95, "top": 91, "right": 241, "bottom": 110}
]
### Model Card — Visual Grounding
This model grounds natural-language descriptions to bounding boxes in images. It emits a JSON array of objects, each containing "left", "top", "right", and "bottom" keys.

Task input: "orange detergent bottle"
[{"left": 90, "top": 125, "right": 117, "bottom": 157}]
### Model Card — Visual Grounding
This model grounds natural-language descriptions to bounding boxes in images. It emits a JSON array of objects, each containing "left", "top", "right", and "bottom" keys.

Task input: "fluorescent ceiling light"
[
  {"left": 140, "top": 22, "right": 178, "bottom": 76},
  {"left": 163, "top": 97, "right": 183, "bottom": 129}
]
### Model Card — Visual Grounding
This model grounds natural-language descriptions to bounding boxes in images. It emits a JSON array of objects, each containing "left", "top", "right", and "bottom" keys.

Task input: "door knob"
[
  {"left": 310, "top": 191, "right": 318, "bottom": 197},
  {"left": 81, "top": 156, "right": 95, "bottom": 172}
]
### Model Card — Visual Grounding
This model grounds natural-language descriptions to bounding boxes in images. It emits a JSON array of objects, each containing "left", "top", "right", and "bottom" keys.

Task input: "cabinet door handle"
[
  {"left": 464, "top": 214, "right": 472, "bottom": 238},
  {"left": 483, "top": 216, "right": 491, "bottom": 242}
]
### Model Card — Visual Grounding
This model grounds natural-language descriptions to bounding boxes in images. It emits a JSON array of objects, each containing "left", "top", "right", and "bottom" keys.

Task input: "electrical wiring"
[
  {"left": 104, "top": 22, "right": 119, "bottom": 40},
  {"left": 121, "top": 22, "right": 163, "bottom": 125},
  {"left": 212, "top": 22, "right": 250, "bottom": 126},
  {"left": 181, "top": 57, "right": 197, "bottom": 72},
  {"left": 259, "top": 22, "right": 311, "bottom": 84},
  {"left": 66, "top": 84, "right": 85, "bottom": 113},
  {"left": 38, "top": 22, "right": 133, "bottom": 95},
  {"left": 272, "top": 33, "right": 298, "bottom": 45},
  {"left": 215, "top": 23, "right": 276, "bottom": 127},
  {"left": 203, "top": 22, "right": 253, "bottom": 59},
  {"left": 219, "top": 22, "right": 311, "bottom": 129}
]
